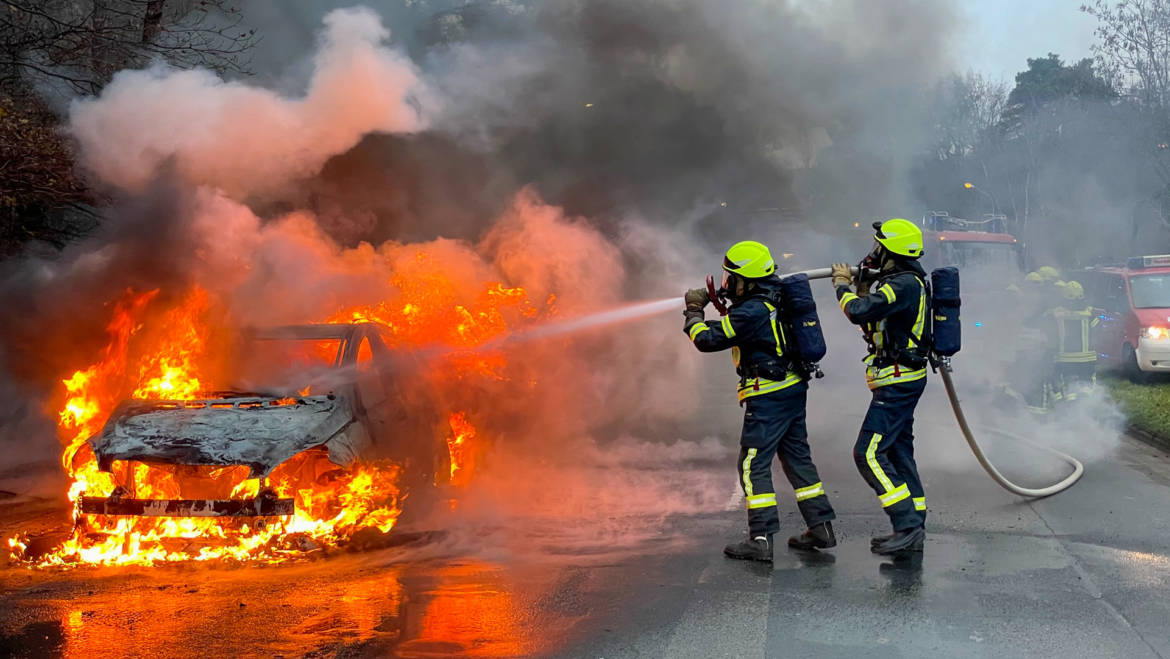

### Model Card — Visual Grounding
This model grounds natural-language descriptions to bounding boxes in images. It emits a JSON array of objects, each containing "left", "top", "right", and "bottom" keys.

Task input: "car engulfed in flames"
[{"left": 6, "top": 280, "right": 530, "bottom": 567}]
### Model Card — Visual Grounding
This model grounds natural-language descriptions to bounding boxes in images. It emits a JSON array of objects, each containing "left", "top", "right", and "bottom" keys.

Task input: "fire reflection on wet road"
[{"left": 0, "top": 548, "right": 584, "bottom": 657}]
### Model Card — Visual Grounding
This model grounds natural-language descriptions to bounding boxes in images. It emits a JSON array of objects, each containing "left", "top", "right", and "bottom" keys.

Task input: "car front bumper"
[
  {"left": 1138, "top": 337, "right": 1170, "bottom": 372},
  {"left": 79, "top": 495, "right": 294, "bottom": 517}
]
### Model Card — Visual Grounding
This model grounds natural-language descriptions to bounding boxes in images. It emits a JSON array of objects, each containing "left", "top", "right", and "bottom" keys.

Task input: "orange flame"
[{"left": 10, "top": 272, "right": 551, "bottom": 567}]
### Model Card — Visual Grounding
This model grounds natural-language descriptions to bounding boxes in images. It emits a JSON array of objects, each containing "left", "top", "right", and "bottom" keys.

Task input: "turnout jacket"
[
  {"left": 835, "top": 262, "right": 930, "bottom": 390},
  {"left": 684, "top": 276, "right": 807, "bottom": 403}
]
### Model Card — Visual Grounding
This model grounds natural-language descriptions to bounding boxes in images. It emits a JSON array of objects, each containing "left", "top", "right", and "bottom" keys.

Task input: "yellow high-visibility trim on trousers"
[
  {"left": 794, "top": 482, "right": 825, "bottom": 502},
  {"left": 688, "top": 323, "right": 710, "bottom": 340},
  {"left": 880, "top": 483, "right": 911, "bottom": 508},
  {"left": 737, "top": 372, "right": 804, "bottom": 402},
  {"left": 865, "top": 364, "right": 927, "bottom": 389},
  {"left": 741, "top": 448, "right": 757, "bottom": 497},
  {"left": 746, "top": 493, "right": 777, "bottom": 509},
  {"left": 913, "top": 496, "right": 926, "bottom": 511},
  {"left": 864, "top": 433, "right": 896, "bottom": 492}
]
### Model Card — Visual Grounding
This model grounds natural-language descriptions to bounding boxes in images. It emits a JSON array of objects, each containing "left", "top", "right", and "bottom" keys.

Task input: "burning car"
[{"left": 15, "top": 321, "right": 452, "bottom": 566}]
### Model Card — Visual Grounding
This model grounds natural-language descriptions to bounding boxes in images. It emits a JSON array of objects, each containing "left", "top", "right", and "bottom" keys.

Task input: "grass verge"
[{"left": 1102, "top": 374, "right": 1170, "bottom": 440}]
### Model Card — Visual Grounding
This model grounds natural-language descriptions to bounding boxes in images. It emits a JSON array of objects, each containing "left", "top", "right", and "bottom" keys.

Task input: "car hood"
[
  {"left": 88, "top": 394, "right": 369, "bottom": 478},
  {"left": 1134, "top": 308, "right": 1170, "bottom": 328}
]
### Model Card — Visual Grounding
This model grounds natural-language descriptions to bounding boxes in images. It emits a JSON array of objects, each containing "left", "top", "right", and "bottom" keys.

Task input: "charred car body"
[{"left": 81, "top": 323, "right": 444, "bottom": 520}]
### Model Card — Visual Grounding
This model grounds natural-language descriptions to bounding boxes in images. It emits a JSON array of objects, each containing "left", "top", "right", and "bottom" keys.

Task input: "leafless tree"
[
  {"left": 0, "top": 0, "right": 256, "bottom": 256},
  {"left": 0, "top": 0, "right": 256, "bottom": 97},
  {"left": 1083, "top": 0, "right": 1170, "bottom": 110}
]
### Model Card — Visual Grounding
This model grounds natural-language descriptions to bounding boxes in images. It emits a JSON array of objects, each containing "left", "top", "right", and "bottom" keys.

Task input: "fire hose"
[{"left": 709, "top": 266, "right": 1085, "bottom": 499}]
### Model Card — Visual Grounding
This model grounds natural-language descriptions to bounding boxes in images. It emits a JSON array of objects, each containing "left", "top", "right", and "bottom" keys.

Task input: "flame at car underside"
[{"left": 8, "top": 273, "right": 549, "bottom": 567}]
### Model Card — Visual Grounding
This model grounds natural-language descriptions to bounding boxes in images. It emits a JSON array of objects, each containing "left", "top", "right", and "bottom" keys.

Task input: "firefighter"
[
  {"left": 683, "top": 241, "right": 837, "bottom": 562},
  {"left": 1051, "top": 280, "right": 1099, "bottom": 401},
  {"left": 831, "top": 219, "right": 930, "bottom": 555}
]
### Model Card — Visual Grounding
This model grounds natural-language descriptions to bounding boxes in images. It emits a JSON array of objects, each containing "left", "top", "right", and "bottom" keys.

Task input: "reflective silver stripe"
[
  {"left": 689, "top": 323, "right": 710, "bottom": 340},
  {"left": 746, "top": 493, "right": 777, "bottom": 509},
  {"left": 880, "top": 483, "right": 911, "bottom": 507},
  {"left": 879, "top": 284, "right": 896, "bottom": 304},
  {"left": 794, "top": 482, "right": 825, "bottom": 502},
  {"left": 913, "top": 496, "right": 926, "bottom": 511},
  {"left": 864, "top": 433, "right": 895, "bottom": 492},
  {"left": 721, "top": 315, "right": 736, "bottom": 338},
  {"left": 741, "top": 448, "right": 757, "bottom": 497}
]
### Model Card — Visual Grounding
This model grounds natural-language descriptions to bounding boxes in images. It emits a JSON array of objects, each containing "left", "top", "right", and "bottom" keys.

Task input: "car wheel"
[{"left": 1125, "top": 344, "right": 1151, "bottom": 383}]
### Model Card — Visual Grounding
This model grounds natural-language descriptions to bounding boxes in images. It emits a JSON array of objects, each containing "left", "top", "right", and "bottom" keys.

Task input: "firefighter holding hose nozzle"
[
  {"left": 684, "top": 241, "right": 837, "bottom": 563},
  {"left": 832, "top": 219, "right": 930, "bottom": 556}
]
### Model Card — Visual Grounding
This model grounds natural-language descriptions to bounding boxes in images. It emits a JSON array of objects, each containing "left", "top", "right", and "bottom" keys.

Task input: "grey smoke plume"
[
  {"left": 240, "top": 0, "right": 961, "bottom": 245},
  {"left": 1, "top": 0, "right": 1017, "bottom": 541}
]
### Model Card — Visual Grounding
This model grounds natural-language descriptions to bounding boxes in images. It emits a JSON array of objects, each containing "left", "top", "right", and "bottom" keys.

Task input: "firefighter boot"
[
  {"left": 870, "top": 533, "right": 893, "bottom": 548},
  {"left": 724, "top": 535, "right": 774, "bottom": 562},
  {"left": 871, "top": 527, "right": 925, "bottom": 555},
  {"left": 787, "top": 522, "right": 837, "bottom": 550}
]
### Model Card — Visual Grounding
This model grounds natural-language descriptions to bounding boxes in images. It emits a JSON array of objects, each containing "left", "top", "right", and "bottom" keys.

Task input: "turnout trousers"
[
  {"left": 853, "top": 378, "right": 927, "bottom": 532},
  {"left": 738, "top": 387, "right": 836, "bottom": 537}
]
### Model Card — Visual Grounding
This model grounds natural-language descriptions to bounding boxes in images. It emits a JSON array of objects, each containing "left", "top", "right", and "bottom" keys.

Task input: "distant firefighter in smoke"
[
  {"left": 831, "top": 219, "right": 930, "bottom": 556},
  {"left": 683, "top": 241, "right": 837, "bottom": 563}
]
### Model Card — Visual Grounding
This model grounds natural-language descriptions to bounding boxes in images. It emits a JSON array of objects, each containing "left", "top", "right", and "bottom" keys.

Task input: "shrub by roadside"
[{"left": 1103, "top": 374, "right": 1170, "bottom": 442}]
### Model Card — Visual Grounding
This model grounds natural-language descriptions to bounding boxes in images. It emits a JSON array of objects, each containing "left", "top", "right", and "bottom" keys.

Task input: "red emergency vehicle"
[
  {"left": 1082, "top": 255, "right": 1170, "bottom": 379},
  {"left": 920, "top": 211, "right": 1026, "bottom": 275}
]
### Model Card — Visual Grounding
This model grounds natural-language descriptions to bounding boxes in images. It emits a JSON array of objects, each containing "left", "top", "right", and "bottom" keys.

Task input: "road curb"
[{"left": 1127, "top": 424, "right": 1170, "bottom": 454}]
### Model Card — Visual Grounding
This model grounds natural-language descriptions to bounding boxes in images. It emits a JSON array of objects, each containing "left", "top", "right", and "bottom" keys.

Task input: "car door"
[{"left": 1092, "top": 273, "right": 1128, "bottom": 365}]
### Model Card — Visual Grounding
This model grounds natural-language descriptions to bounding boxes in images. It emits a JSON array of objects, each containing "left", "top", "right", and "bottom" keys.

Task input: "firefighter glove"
[
  {"left": 830, "top": 263, "right": 853, "bottom": 288},
  {"left": 684, "top": 288, "right": 710, "bottom": 311}
]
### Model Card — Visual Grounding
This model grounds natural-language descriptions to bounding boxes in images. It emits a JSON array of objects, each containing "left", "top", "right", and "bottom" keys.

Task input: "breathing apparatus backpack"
[
  {"left": 929, "top": 266, "right": 962, "bottom": 362},
  {"left": 775, "top": 273, "right": 828, "bottom": 380}
]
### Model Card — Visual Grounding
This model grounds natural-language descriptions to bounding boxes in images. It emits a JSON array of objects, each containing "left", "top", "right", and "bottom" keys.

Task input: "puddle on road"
[{"left": 0, "top": 551, "right": 579, "bottom": 657}]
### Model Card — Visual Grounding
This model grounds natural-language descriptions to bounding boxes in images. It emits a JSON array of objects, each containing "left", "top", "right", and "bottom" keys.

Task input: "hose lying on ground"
[{"left": 791, "top": 267, "right": 1086, "bottom": 499}]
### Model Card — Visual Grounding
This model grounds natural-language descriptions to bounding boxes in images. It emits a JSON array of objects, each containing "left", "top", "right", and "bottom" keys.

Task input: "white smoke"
[{"left": 68, "top": 6, "right": 430, "bottom": 199}]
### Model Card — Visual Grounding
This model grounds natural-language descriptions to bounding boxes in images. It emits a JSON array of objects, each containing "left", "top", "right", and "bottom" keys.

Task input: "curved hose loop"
[
  {"left": 787, "top": 266, "right": 1086, "bottom": 499},
  {"left": 938, "top": 366, "right": 1084, "bottom": 498}
]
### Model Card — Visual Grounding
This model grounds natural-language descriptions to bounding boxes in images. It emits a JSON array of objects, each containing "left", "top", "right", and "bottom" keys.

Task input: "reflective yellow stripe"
[
  {"left": 839, "top": 292, "right": 859, "bottom": 312},
  {"left": 879, "top": 284, "right": 896, "bottom": 304},
  {"left": 721, "top": 315, "right": 736, "bottom": 338},
  {"left": 864, "top": 433, "right": 895, "bottom": 492},
  {"left": 910, "top": 284, "right": 926, "bottom": 347},
  {"left": 865, "top": 365, "right": 927, "bottom": 389},
  {"left": 880, "top": 483, "right": 911, "bottom": 507},
  {"left": 794, "top": 482, "right": 825, "bottom": 502},
  {"left": 737, "top": 373, "right": 804, "bottom": 402},
  {"left": 741, "top": 448, "right": 756, "bottom": 497},
  {"left": 763, "top": 301, "right": 785, "bottom": 358},
  {"left": 913, "top": 496, "right": 926, "bottom": 511},
  {"left": 688, "top": 323, "right": 710, "bottom": 340},
  {"left": 746, "top": 493, "right": 777, "bottom": 509}
]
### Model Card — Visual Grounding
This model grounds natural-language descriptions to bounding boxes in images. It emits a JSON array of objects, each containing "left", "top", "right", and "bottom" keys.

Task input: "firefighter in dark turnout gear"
[
  {"left": 684, "top": 241, "right": 837, "bottom": 562},
  {"left": 832, "top": 219, "right": 930, "bottom": 556}
]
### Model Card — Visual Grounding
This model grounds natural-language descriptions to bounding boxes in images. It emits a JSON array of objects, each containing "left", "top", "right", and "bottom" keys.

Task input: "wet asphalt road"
[{"left": 2, "top": 425, "right": 1170, "bottom": 658}]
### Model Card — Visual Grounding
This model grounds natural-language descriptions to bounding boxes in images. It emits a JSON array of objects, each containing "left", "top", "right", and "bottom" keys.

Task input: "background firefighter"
[
  {"left": 832, "top": 219, "right": 931, "bottom": 556},
  {"left": 683, "top": 241, "right": 836, "bottom": 563}
]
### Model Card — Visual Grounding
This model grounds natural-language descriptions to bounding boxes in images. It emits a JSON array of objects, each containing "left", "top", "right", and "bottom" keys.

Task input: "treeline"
[
  {"left": 914, "top": 2, "right": 1170, "bottom": 265},
  {"left": 0, "top": 0, "right": 254, "bottom": 257}
]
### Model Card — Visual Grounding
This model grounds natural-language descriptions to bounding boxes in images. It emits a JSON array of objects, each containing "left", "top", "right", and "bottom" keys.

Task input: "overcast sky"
[{"left": 958, "top": 0, "right": 1099, "bottom": 82}]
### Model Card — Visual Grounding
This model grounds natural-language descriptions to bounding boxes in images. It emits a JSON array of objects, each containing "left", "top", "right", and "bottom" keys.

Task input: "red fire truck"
[
  {"left": 919, "top": 211, "right": 1026, "bottom": 276},
  {"left": 1082, "top": 255, "right": 1170, "bottom": 380}
]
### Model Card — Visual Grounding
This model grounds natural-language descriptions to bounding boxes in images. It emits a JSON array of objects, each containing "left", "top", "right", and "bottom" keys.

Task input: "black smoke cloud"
[{"left": 256, "top": 0, "right": 960, "bottom": 246}]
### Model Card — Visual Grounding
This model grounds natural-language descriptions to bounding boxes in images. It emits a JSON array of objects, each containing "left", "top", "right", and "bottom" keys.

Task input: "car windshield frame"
[{"left": 1130, "top": 273, "right": 1170, "bottom": 309}]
